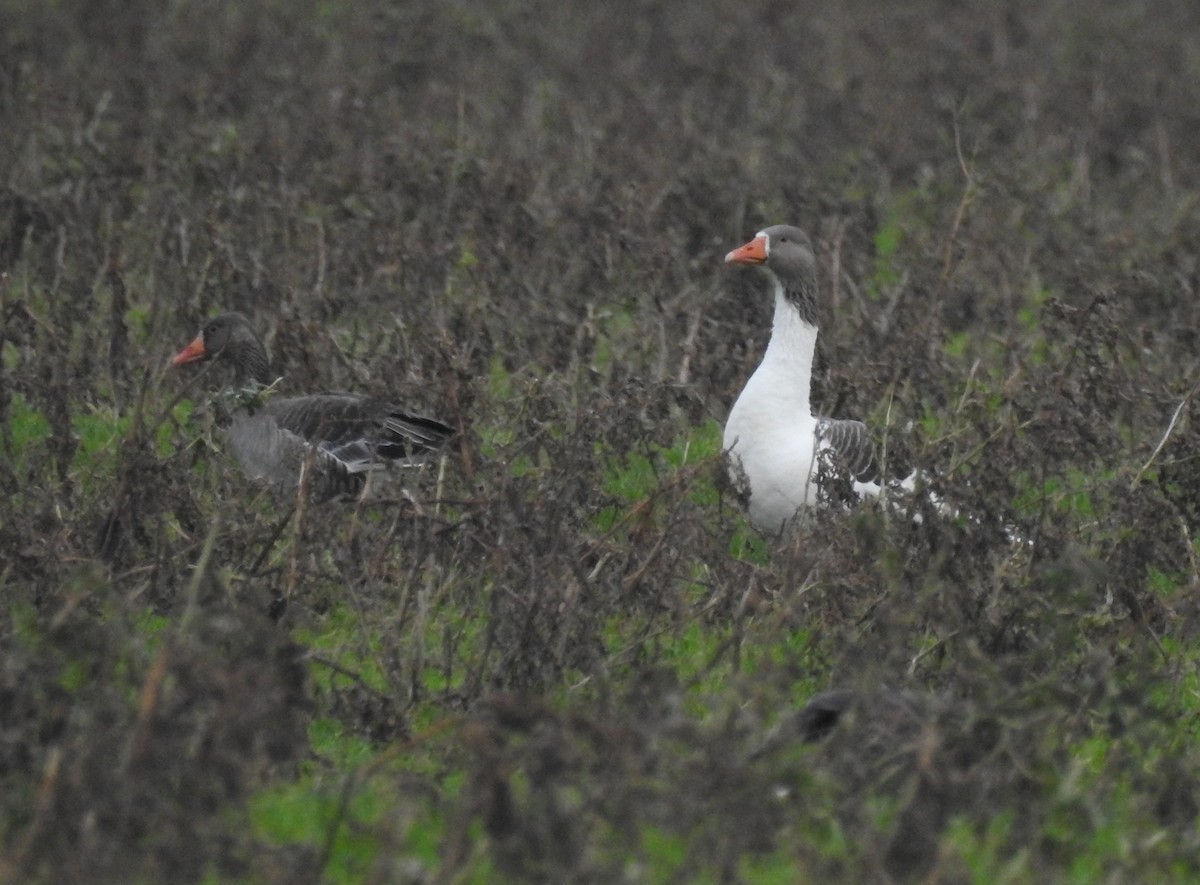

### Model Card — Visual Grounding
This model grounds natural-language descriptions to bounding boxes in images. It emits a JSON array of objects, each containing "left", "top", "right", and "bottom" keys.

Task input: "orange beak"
[
  {"left": 172, "top": 334, "right": 208, "bottom": 366},
  {"left": 725, "top": 234, "right": 768, "bottom": 265}
]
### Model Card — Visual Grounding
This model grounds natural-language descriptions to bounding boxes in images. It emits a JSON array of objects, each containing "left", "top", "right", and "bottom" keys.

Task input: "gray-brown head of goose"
[
  {"left": 172, "top": 311, "right": 271, "bottom": 385},
  {"left": 172, "top": 312, "right": 453, "bottom": 498}
]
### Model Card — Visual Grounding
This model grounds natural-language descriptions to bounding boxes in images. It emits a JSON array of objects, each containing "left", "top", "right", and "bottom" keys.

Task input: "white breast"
[
  {"left": 725, "top": 364, "right": 820, "bottom": 533},
  {"left": 724, "top": 280, "right": 822, "bottom": 533}
]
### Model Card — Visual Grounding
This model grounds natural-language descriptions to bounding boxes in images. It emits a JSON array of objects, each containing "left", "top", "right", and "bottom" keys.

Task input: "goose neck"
[
  {"left": 759, "top": 281, "right": 818, "bottom": 406},
  {"left": 230, "top": 340, "right": 271, "bottom": 387}
]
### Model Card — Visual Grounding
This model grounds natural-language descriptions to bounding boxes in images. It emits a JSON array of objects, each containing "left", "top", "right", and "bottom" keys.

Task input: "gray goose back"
[{"left": 173, "top": 312, "right": 452, "bottom": 498}]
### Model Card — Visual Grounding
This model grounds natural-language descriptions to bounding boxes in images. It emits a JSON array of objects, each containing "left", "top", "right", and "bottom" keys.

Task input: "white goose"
[{"left": 723, "top": 225, "right": 913, "bottom": 533}]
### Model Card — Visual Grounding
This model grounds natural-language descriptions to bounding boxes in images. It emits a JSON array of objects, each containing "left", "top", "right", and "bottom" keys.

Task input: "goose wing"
[
  {"left": 814, "top": 418, "right": 878, "bottom": 483},
  {"left": 267, "top": 393, "right": 453, "bottom": 462},
  {"left": 266, "top": 393, "right": 374, "bottom": 442}
]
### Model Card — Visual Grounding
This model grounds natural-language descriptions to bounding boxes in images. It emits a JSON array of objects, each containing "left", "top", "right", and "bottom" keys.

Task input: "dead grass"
[{"left": 4, "top": 0, "right": 1200, "bottom": 881}]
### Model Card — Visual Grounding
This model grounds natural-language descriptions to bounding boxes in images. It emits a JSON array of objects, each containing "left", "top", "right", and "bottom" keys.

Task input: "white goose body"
[
  {"left": 724, "top": 226, "right": 890, "bottom": 534},
  {"left": 724, "top": 280, "right": 824, "bottom": 526}
]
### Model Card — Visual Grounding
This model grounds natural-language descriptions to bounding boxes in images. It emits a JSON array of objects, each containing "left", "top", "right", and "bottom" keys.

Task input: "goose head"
[
  {"left": 173, "top": 312, "right": 271, "bottom": 386},
  {"left": 726, "top": 224, "right": 819, "bottom": 324}
]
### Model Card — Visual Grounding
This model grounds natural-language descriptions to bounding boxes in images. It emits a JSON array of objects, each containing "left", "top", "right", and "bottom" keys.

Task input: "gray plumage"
[
  {"left": 173, "top": 312, "right": 452, "bottom": 498},
  {"left": 815, "top": 417, "right": 879, "bottom": 484},
  {"left": 766, "top": 226, "right": 820, "bottom": 326}
]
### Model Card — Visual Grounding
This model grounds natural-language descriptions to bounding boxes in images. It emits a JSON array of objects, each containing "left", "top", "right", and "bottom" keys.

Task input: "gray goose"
[
  {"left": 172, "top": 312, "right": 452, "bottom": 498},
  {"left": 723, "top": 225, "right": 914, "bottom": 533}
]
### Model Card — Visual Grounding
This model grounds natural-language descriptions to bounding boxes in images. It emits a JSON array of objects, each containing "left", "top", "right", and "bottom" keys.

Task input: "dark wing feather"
[
  {"left": 378, "top": 411, "right": 455, "bottom": 453},
  {"left": 267, "top": 393, "right": 452, "bottom": 463},
  {"left": 815, "top": 418, "right": 878, "bottom": 483},
  {"left": 267, "top": 393, "right": 374, "bottom": 442},
  {"left": 790, "top": 689, "right": 857, "bottom": 742}
]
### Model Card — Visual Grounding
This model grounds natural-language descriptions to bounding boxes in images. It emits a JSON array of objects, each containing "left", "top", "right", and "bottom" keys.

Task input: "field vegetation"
[{"left": 4, "top": 0, "right": 1200, "bottom": 881}]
